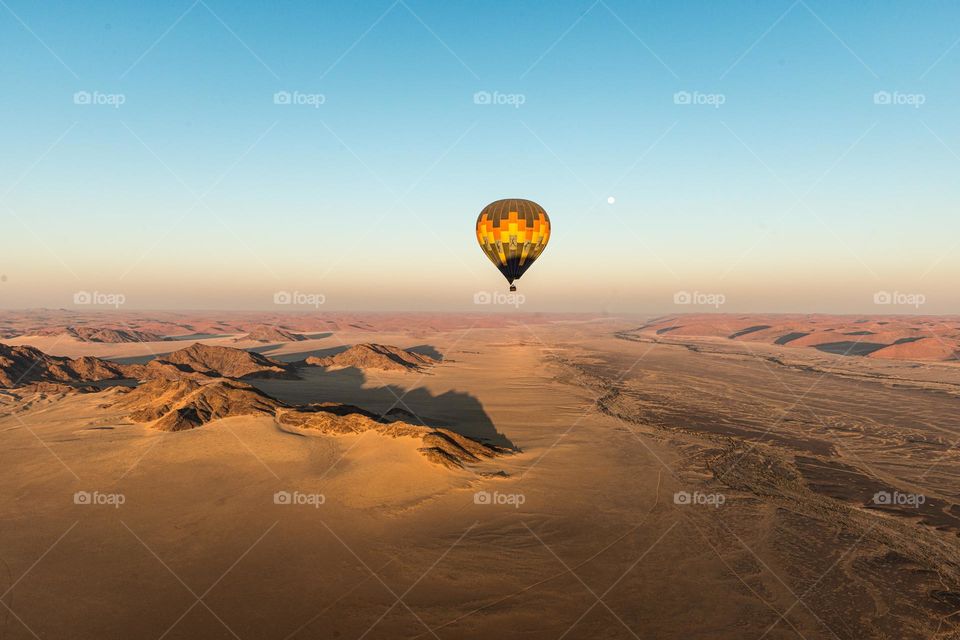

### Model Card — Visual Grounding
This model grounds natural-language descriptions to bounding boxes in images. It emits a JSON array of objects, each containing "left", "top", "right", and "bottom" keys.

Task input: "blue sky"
[{"left": 1, "top": 0, "right": 959, "bottom": 313}]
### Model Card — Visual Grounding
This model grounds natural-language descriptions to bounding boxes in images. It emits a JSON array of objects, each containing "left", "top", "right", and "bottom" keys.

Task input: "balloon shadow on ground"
[{"left": 249, "top": 365, "right": 517, "bottom": 451}]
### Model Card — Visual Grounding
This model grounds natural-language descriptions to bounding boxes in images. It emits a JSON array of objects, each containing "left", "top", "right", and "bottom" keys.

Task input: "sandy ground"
[{"left": 2, "top": 317, "right": 960, "bottom": 639}]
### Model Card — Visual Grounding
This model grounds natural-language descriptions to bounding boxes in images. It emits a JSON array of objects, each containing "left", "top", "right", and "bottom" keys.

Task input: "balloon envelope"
[{"left": 475, "top": 199, "right": 551, "bottom": 286}]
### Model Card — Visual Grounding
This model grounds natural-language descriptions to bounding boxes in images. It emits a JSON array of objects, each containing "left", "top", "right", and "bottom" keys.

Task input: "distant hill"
[
  {"left": 237, "top": 326, "right": 307, "bottom": 343},
  {"left": 629, "top": 314, "right": 960, "bottom": 362},
  {"left": 0, "top": 343, "right": 136, "bottom": 387},
  {"left": 304, "top": 344, "right": 436, "bottom": 372},
  {"left": 36, "top": 326, "right": 169, "bottom": 343},
  {"left": 0, "top": 342, "right": 298, "bottom": 388},
  {"left": 144, "top": 343, "right": 300, "bottom": 380}
]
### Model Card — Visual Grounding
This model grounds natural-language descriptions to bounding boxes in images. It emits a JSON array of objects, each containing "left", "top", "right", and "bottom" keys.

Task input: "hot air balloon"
[{"left": 475, "top": 199, "right": 551, "bottom": 292}]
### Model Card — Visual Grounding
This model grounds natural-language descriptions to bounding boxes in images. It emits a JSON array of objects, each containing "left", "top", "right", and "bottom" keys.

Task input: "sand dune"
[
  {"left": 868, "top": 336, "right": 960, "bottom": 360},
  {"left": 636, "top": 314, "right": 960, "bottom": 361}
]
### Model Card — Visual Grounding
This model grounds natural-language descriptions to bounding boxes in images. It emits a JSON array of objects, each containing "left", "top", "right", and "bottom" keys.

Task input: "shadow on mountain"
[
  {"left": 407, "top": 344, "right": 444, "bottom": 361},
  {"left": 247, "top": 343, "right": 283, "bottom": 355},
  {"left": 109, "top": 350, "right": 179, "bottom": 365},
  {"left": 249, "top": 365, "right": 516, "bottom": 451}
]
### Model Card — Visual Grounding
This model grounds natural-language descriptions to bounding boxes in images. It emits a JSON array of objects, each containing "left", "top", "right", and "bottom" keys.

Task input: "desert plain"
[{"left": 2, "top": 310, "right": 960, "bottom": 639}]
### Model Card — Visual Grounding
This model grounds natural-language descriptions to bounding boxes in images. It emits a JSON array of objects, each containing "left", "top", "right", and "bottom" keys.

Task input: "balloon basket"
[{"left": 509, "top": 285, "right": 517, "bottom": 292}]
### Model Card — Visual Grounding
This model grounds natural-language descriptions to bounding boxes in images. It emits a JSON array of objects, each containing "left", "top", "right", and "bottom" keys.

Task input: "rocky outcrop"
[
  {"left": 115, "top": 378, "right": 281, "bottom": 432},
  {"left": 0, "top": 343, "right": 137, "bottom": 388},
  {"left": 275, "top": 404, "right": 507, "bottom": 469},
  {"left": 143, "top": 343, "right": 299, "bottom": 380}
]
